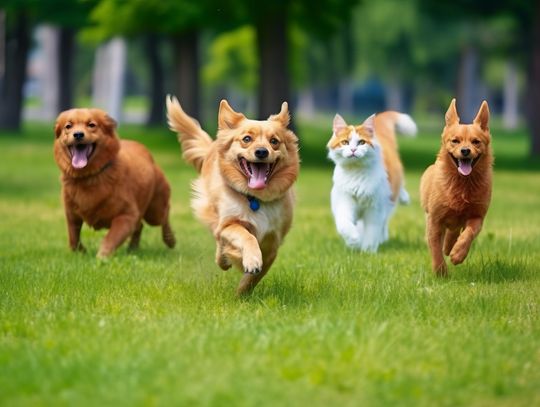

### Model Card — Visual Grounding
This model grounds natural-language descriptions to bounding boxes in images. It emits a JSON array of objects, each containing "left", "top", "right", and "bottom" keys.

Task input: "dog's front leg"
[
  {"left": 450, "top": 217, "right": 483, "bottom": 265},
  {"left": 426, "top": 215, "right": 447, "bottom": 275},
  {"left": 66, "top": 209, "right": 85, "bottom": 252},
  {"left": 219, "top": 223, "right": 262, "bottom": 275},
  {"left": 97, "top": 214, "right": 138, "bottom": 258}
]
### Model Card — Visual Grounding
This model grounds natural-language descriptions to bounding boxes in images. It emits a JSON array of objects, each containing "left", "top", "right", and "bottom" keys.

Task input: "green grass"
[{"left": 1, "top": 121, "right": 539, "bottom": 407}]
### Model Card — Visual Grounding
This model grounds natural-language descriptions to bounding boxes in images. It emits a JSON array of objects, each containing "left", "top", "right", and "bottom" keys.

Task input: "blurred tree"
[
  {"left": 419, "top": 0, "right": 540, "bottom": 156},
  {"left": 0, "top": 3, "right": 31, "bottom": 130},
  {"left": 85, "top": 0, "right": 236, "bottom": 123},
  {"left": 249, "top": 0, "right": 359, "bottom": 121},
  {"left": 37, "top": 0, "right": 95, "bottom": 112},
  {"left": 0, "top": 0, "right": 94, "bottom": 130}
]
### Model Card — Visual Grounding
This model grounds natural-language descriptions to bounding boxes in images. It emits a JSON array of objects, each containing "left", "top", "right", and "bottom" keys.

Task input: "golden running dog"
[
  {"left": 166, "top": 96, "right": 299, "bottom": 295},
  {"left": 54, "top": 108, "right": 176, "bottom": 257},
  {"left": 420, "top": 99, "right": 493, "bottom": 275}
]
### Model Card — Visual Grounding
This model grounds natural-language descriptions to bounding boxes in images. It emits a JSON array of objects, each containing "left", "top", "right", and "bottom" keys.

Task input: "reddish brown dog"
[
  {"left": 420, "top": 99, "right": 493, "bottom": 275},
  {"left": 54, "top": 108, "right": 175, "bottom": 258}
]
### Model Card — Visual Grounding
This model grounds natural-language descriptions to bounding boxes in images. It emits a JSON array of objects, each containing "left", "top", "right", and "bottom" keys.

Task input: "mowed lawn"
[{"left": 0, "top": 119, "right": 539, "bottom": 406}]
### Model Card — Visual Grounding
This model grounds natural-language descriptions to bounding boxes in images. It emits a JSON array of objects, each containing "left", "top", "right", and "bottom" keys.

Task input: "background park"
[{"left": 1, "top": 0, "right": 539, "bottom": 406}]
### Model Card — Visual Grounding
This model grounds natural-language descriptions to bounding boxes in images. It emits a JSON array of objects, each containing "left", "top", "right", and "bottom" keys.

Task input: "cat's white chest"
[{"left": 332, "top": 165, "right": 385, "bottom": 202}]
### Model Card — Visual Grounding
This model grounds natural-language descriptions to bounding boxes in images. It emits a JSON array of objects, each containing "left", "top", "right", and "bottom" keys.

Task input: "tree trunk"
[
  {"left": 0, "top": 10, "right": 5, "bottom": 83},
  {"left": 145, "top": 34, "right": 164, "bottom": 126},
  {"left": 502, "top": 59, "right": 519, "bottom": 130},
  {"left": 171, "top": 31, "right": 199, "bottom": 120},
  {"left": 58, "top": 27, "right": 75, "bottom": 112},
  {"left": 456, "top": 45, "right": 480, "bottom": 123},
  {"left": 255, "top": 12, "right": 292, "bottom": 123},
  {"left": 37, "top": 25, "right": 60, "bottom": 120},
  {"left": 527, "top": 0, "right": 540, "bottom": 157},
  {"left": 0, "top": 11, "right": 30, "bottom": 131},
  {"left": 92, "top": 38, "right": 127, "bottom": 121}
]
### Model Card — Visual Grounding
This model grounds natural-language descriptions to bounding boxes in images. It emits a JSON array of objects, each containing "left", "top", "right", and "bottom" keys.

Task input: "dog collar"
[{"left": 247, "top": 195, "right": 260, "bottom": 211}]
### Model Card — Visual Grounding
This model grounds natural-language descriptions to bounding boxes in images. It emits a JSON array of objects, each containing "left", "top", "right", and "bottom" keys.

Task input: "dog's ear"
[
  {"left": 473, "top": 100, "right": 490, "bottom": 132},
  {"left": 218, "top": 100, "right": 245, "bottom": 130},
  {"left": 361, "top": 114, "right": 375, "bottom": 136},
  {"left": 332, "top": 114, "right": 348, "bottom": 135},
  {"left": 269, "top": 102, "right": 290, "bottom": 127},
  {"left": 54, "top": 117, "right": 64, "bottom": 138},
  {"left": 445, "top": 98, "right": 460, "bottom": 127},
  {"left": 91, "top": 109, "right": 117, "bottom": 134},
  {"left": 102, "top": 112, "right": 118, "bottom": 133}
]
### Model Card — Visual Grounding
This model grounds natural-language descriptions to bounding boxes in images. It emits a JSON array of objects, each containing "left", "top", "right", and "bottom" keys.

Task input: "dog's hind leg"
[
  {"left": 161, "top": 220, "right": 176, "bottom": 248},
  {"left": 450, "top": 218, "right": 483, "bottom": 265},
  {"left": 128, "top": 222, "right": 143, "bottom": 251}
]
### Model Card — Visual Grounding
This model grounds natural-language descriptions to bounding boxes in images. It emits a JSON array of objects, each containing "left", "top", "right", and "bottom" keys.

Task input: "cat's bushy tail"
[
  {"left": 393, "top": 112, "right": 417, "bottom": 137},
  {"left": 166, "top": 95, "right": 212, "bottom": 173}
]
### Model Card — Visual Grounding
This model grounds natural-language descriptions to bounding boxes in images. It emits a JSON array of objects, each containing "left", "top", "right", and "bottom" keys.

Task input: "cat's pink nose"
[{"left": 351, "top": 148, "right": 356, "bottom": 153}]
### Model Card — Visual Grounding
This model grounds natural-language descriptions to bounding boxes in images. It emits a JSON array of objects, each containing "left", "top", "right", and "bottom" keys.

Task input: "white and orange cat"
[{"left": 327, "top": 112, "right": 417, "bottom": 251}]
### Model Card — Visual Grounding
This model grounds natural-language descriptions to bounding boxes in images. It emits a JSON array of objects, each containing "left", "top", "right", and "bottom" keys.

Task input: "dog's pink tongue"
[
  {"left": 248, "top": 163, "right": 269, "bottom": 190},
  {"left": 458, "top": 159, "right": 472, "bottom": 176},
  {"left": 71, "top": 146, "right": 91, "bottom": 169}
]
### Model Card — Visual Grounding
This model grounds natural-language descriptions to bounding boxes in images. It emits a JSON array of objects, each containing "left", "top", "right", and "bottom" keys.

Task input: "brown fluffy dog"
[
  {"left": 54, "top": 108, "right": 175, "bottom": 258},
  {"left": 420, "top": 99, "right": 493, "bottom": 275},
  {"left": 166, "top": 96, "right": 299, "bottom": 295}
]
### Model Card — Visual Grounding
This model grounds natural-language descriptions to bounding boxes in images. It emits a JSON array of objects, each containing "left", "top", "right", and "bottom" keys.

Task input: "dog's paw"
[
  {"left": 216, "top": 252, "right": 232, "bottom": 271},
  {"left": 73, "top": 243, "right": 86, "bottom": 253},
  {"left": 242, "top": 254, "right": 263, "bottom": 275},
  {"left": 449, "top": 246, "right": 468, "bottom": 265},
  {"left": 434, "top": 261, "right": 448, "bottom": 276}
]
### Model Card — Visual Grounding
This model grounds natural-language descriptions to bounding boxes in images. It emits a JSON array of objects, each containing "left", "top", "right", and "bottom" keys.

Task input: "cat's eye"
[
  {"left": 242, "top": 135, "right": 252, "bottom": 143},
  {"left": 341, "top": 140, "right": 349, "bottom": 145},
  {"left": 472, "top": 139, "right": 481, "bottom": 145},
  {"left": 451, "top": 139, "right": 459, "bottom": 144},
  {"left": 359, "top": 139, "right": 366, "bottom": 145},
  {"left": 270, "top": 137, "right": 280, "bottom": 146},
  {"left": 65, "top": 123, "right": 72, "bottom": 130}
]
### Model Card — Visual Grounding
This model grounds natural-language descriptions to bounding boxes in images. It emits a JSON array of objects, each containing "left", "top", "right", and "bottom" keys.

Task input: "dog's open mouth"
[
  {"left": 69, "top": 143, "right": 95, "bottom": 169},
  {"left": 450, "top": 154, "right": 481, "bottom": 176},
  {"left": 239, "top": 157, "right": 277, "bottom": 190}
]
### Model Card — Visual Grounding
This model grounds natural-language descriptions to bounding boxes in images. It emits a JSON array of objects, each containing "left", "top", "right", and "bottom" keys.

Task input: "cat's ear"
[
  {"left": 333, "top": 114, "right": 348, "bottom": 135},
  {"left": 362, "top": 114, "right": 375, "bottom": 136}
]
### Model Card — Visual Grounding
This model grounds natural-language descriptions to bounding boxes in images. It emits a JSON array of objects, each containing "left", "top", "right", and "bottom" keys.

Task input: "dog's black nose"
[
  {"left": 461, "top": 148, "right": 471, "bottom": 156},
  {"left": 255, "top": 148, "right": 269, "bottom": 159},
  {"left": 73, "top": 132, "right": 84, "bottom": 141}
]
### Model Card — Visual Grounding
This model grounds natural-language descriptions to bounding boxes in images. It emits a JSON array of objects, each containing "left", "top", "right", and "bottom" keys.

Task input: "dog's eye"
[
  {"left": 270, "top": 138, "right": 280, "bottom": 146},
  {"left": 88, "top": 122, "right": 96, "bottom": 129},
  {"left": 242, "top": 135, "right": 252, "bottom": 143},
  {"left": 341, "top": 140, "right": 349, "bottom": 145},
  {"left": 359, "top": 139, "right": 366, "bottom": 145},
  {"left": 65, "top": 123, "right": 72, "bottom": 130},
  {"left": 451, "top": 139, "right": 459, "bottom": 144},
  {"left": 472, "top": 139, "right": 481, "bottom": 145}
]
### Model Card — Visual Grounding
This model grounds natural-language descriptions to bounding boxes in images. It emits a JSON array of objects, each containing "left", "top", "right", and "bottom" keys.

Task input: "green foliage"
[
  {"left": 81, "top": 0, "right": 227, "bottom": 43},
  {"left": 0, "top": 122, "right": 539, "bottom": 405},
  {"left": 203, "top": 26, "right": 257, "bottom": 92}
]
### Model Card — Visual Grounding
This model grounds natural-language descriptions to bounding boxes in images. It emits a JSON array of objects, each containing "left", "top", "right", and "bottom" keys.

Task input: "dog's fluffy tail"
[{"left": 166, "top": 95, "right": 213, "bottom": 173}]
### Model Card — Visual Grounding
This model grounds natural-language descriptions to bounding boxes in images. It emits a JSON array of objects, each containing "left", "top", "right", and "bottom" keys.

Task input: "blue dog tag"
[{"left": 248, "top": 196, "right": 260, "bottom": 211}]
